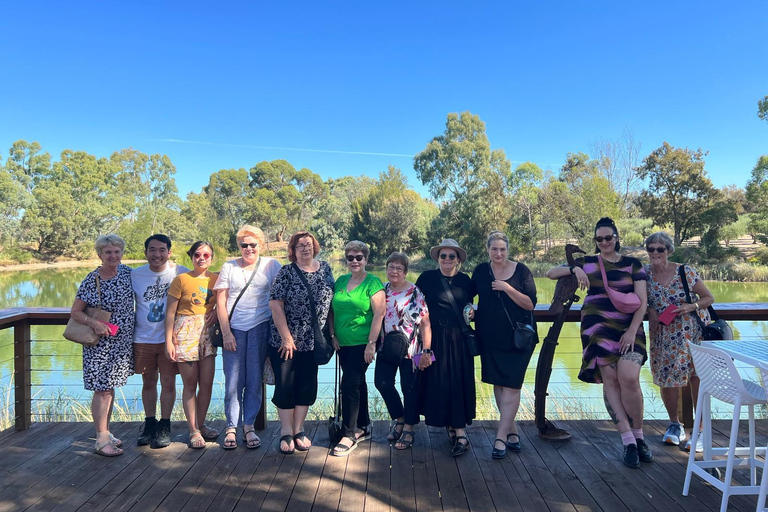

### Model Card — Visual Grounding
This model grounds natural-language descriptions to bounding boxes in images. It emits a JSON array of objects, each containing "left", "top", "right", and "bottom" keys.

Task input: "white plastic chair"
[
  {"left": 683, "top": 343, "right": 766, "bottom": 512},
  {"left": 756, "top": 361, "right": 768, "bottom": 512}
]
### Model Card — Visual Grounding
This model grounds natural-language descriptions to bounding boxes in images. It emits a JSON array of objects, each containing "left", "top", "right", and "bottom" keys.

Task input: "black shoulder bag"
[
  {"left": 678, "top": 264, "right": 733, "bottom": 341},
  {"left": 490, "top": 264, "right": 537, "bottom": 352},
  {"left": 210, "top": 258, "right": 260, "bottom": 347},
  {"left": 440, "top": 275, "right": 480, "bottom": 357},
  {"left": 291, "top": 262, "right": 335, "bottom": 365}
]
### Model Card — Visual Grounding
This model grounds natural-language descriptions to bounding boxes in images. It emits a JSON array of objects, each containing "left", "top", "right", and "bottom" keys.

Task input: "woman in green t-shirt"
[{"left": 330, "top": 240, "right": 386, "bottom": 456}]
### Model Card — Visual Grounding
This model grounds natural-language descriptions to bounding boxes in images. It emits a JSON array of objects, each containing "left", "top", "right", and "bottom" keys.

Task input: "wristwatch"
[
  {"left": 569, "top": 265, "right": 576, "bottom": 275},
  {"left": 367, "top": 338, "right": 377, "bottom": 345}
]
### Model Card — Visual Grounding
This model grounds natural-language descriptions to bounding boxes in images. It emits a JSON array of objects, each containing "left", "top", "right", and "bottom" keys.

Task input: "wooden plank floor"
[{"left": 0, "top": 420, "right": 765, "bottom": 512}]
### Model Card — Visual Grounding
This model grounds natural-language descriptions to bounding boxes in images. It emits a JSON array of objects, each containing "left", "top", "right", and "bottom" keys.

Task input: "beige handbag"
[{"left": 63, "top": 273, "right": 113, "bottom": 347}]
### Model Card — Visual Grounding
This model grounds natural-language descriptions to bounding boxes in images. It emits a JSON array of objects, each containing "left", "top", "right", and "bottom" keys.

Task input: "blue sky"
[{"left": 1, "top": 1, "right": 766, "bottom": 198}]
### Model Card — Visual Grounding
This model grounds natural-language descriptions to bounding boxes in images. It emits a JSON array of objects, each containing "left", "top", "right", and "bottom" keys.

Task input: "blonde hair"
[
  {"left": 95, "top": 234, "right": 126, "bottom": 255},
  {"left": 236, "top": 225, "right": 266, "bottom": 246}
]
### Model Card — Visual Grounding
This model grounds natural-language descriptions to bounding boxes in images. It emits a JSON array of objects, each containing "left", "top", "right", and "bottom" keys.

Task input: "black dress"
[
  {"left": 415, "top": 269, "right": 476, "bottom": 428},
  {"left": 472, "top": 262, "right": 537, "bottom": 389}
]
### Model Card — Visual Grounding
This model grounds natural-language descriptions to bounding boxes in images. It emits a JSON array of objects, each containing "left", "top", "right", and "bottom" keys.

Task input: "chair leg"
[
  {"left": 720, "top": 398, "right": 742, "bottom": 512},
  {"left": 749, "top": 404, "right": 757, "bottom": 485},
  {"left": 758, "top": 443, "right": 768, "bottom": 512},
  {"left": 683, "top": 390, "right": 706, "bottom": 496}
]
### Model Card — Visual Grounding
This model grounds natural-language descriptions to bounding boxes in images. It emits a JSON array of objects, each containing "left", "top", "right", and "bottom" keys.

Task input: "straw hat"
[{"left": 429, "top": 238, "right": 467, "bottom": 262}]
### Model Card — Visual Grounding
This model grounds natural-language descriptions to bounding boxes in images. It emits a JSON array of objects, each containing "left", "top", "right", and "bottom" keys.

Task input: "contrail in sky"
[{"left": 154, "top": 138, "right": 413, "bottom": 157}]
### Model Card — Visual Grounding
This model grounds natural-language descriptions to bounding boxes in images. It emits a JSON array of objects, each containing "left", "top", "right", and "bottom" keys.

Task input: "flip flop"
[
  {"left": 95, "top": 439, "right": 123, "bottom": 457},
  {"left": 279, "top": 434, "right": 295, "bottom": 455},
  {"left": 293, "top": 431, "right": 311, "bottom": 451}
]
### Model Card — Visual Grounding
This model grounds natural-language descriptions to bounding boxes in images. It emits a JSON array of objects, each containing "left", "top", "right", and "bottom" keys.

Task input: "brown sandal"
[{"left": 222, "top": 428, "right": 237, "bottom": 450}]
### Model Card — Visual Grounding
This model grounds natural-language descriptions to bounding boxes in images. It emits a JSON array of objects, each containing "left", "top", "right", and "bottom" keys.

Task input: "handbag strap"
[
  {"left": 597, "top": 255, "right": 614, "bottom": 293},
  {"left": 291, "top": 262, "right": 322, "bottom": 327},
  {"left": 489, "top": 263, "right": 532, "bottom": 328},
  {"left": 439, "top": 274, "right": 471, "bottom": 336},
  {"left": 228, "top": 258, "right": 260, "bottom": 321},
  {"left": 677, "top": 264, "right": 719, "bottom": 324},
  {"left": 95, "top": 271, "right": 103, "bottom": 313}
]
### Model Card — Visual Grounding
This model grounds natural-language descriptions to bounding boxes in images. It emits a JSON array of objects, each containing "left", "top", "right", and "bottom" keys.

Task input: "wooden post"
[
  {"left": 255, "top": 383, "right": 267, "bottom": 430},
  {"left": 14, "top": 319, "right": 32, "bottom": 430}
]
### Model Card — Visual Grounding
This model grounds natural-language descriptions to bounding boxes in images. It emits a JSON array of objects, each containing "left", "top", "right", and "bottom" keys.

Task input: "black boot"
[
  {"left": 151, "top": 418, "right": 172, "bottom": 448},
  {"left": 137, "top": 417, "right": 157, "bottom": 446},
  {"left": 623, "top": 443, "right": 640, "bottom": 469},
  {"left": 636, "top": 439, "right": 654, "bottom": 463}
]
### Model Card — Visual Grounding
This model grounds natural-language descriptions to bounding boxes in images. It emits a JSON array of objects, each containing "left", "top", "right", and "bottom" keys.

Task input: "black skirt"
[
  {"left": 420, "top": 324, "right": 476, "bottom": 428},
  {"left": 480, "top": 344, "right": 534, "bottom": 389}
]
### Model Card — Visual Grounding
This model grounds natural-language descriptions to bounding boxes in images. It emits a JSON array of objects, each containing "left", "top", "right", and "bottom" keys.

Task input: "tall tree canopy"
[{"left": 636, "top": 142, "right": 718, "bottom": 245}]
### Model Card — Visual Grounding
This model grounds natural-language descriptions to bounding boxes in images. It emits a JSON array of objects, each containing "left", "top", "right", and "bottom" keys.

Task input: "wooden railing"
[{"left": 2, "top": 304, "right": 768, "bottom": 431}]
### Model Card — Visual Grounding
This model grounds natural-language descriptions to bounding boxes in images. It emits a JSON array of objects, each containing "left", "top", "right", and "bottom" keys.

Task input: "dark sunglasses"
[
  {"left": 240, "top": 243, "right": 258, "bottom": 249},
  {"left": 346, "top": 254, "right": 365, "bottom": 262},
  {"left": 594, "top": 235, "right": 616, "bottom": 243},
  {"left": 193, "top": 252, "right": 212, "bottom": 259},
  {"left": 439, "top": 253, "right": 457, "bottom": 260},
  {"left": 646, "top": 247, "right": 667, "bottom": 253}
]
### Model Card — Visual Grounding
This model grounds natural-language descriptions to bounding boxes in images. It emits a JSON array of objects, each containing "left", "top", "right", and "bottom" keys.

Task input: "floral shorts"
[{"left": 173, "top": 314, "right": 217, "bottom": 362}]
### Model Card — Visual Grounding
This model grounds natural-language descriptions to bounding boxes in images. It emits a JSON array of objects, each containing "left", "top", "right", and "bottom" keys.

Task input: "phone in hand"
[
  {"left": 658, "top": 305, "right": 678, "bottom": 326},
  {"left": 104, "top": 322, "right": 119, "bottom": 336},
  {"left": 413, "top": 353, "right": 436, "bottom": 366}
]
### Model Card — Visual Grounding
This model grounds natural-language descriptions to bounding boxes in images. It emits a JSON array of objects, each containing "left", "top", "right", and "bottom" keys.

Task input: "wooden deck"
[{"left": 0, "top": 419, "right": 765, "bottom": 512}]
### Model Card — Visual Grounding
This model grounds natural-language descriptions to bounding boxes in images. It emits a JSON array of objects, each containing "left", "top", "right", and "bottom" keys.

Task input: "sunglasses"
[
  {"left": 594, "top": 235, "right": 616, "bottom": 243},
  {"left": 346, "top": 254, "right": 365, "bottom": 262},
  {"left": 440, "top": 253, "right": 457, "bottom": 260},
  {"left": 240, "top": 243, "right": 258, "bottom": 249},
  {"left": 193, "top": 252, "right": 212, "bottom": 259},
  {"left": 646, "top": 247, "right": 667, "bottom": 253}
]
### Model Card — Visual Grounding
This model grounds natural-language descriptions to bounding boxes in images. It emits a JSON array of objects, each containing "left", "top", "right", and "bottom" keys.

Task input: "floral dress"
[
  {"left": 383, "top": 282, "right": 429, "bottom": 360},
  {"left": 76, "top": 265, "right": 135, "bottom": 391},
  {"left": 645, "top": 263, "right": 711, "bottom": 388}
]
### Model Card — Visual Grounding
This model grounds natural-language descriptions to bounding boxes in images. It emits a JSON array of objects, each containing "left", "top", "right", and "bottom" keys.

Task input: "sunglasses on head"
[
  {"left": 439, "top": 253, "right": 457, "bottom": 260},
  {"left": 594, "top": 235, "right": 616, "bottom": 243},
  {"left": 240, "top": 243, "right": 258, "bottom": 249},
  {"left": 193, "top": 252, "right": 211, "bottom": 259},
  {"left": 346, "top": 254, "right": 365, "bottom": 262},
  {"left": 646, "top": 246, "right": 667, "bottom": 253}
]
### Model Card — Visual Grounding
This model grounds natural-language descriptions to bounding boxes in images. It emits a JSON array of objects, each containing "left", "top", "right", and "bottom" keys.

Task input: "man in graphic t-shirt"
[{"left": 131, "top": 234, "right": 189, "bottom": 448}]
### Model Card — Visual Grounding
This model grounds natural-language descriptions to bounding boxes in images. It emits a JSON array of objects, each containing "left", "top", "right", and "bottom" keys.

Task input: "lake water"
[{"left": 1, "top": 261, "right": 767, "bottom": 424}]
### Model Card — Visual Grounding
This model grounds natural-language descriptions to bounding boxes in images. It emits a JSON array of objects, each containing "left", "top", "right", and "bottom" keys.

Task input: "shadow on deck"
[{"left": 0, "top": 419, "right": 765, "bottom": 512}]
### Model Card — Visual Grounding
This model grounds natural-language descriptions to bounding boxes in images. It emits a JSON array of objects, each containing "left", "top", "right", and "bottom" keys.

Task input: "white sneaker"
[
  {"left": 684, "top": 433, "right": 704, "bottom": 453},
  {"left": 662, "top": 423, "right": 686, "bottom": 445}
]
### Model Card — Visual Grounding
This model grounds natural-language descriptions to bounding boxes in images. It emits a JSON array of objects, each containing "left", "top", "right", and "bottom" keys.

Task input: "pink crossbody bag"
[{"left": 597, "top": 255, "right": 641, "bottom": 314}]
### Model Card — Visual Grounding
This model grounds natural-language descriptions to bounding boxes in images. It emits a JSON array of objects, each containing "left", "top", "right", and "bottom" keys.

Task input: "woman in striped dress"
[{"left": 546, "top": 217, "right": 651, "bottom": 469}]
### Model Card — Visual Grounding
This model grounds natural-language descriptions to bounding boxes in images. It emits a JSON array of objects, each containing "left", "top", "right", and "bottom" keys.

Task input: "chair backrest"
[
  {"left": 758, "top": 361, "right": 768, "bottom": 393},
  {"left": 688, "top": 343, "right": 763, "bottom": 405}
]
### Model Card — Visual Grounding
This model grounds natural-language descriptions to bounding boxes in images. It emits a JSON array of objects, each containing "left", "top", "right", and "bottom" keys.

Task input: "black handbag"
[
  {"left": 291, "top": 263, "right": 335, "bottom": 365},
  {"left": 492, "top": 264, "right": 537, "bottom": 352},
  {"left": 380, "top": 330, "right": 410, "bottom": 364},
  {"left": 678, "top": 265, "right": 733, "bottom": 341},
  {"left": 210, "top": 258, "right": 260, "bottom": 347},
  {"left": 328, "top": 354, "right": 343, "bottom": 445},
  {"left": 440, "top": 275, "right": 481, "bottom": 357}
]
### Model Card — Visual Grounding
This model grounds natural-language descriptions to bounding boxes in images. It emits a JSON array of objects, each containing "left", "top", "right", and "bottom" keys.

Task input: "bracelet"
[
  {"left": 421, "top": 348, "right": 433, "bottom": 355},
  {"left": 569, "top": 265, "right": 575, "bottom": 275},
  {"left": 367, "top": 339, "right": 377, "bottom": 345},
  {"left": 694, "top": 302, "right": 700, "bottom": 311}
]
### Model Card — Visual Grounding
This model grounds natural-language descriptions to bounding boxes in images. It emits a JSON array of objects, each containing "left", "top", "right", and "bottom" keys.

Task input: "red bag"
[{"left": 598, "top": 255, "right": 641, "bottom": 314}]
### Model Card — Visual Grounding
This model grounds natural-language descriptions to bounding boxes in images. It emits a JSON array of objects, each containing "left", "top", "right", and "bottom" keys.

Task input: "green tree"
[
  {"left": 414, "top": 112, "right": 512, "bottom": 262},
  {"left": 5, "top": 140, "right": 52, "bottom": 192},
  {"left": 351, "top": 166, "right": 436, "bottom": 259},
  {"left": 636, "top": 142, "right": 718, "bottom": 246},
  {"left": 758, "top": 95, "right": 768, "bottom": 123},
  {"left": 312, "top": 176, "right": 376, "bottom": 251},
  {"left": 745, "top": 155, "right": 768, "bottom": 243},
  {"left": 720, "top": 215, "right": 749, "bottom": 248},
  {"left": 204, "top": 168, "right": 253, "bottom": 248},
  {"left": 509, "top": 162, "right": 543, "bottom": 257}
]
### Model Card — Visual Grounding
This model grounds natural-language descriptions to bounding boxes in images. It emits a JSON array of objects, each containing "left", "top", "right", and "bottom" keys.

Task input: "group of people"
[{"left": 71, "top": 218, "right": 715, "bottom": 468}]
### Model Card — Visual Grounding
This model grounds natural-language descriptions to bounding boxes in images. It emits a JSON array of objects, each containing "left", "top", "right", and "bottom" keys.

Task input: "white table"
[{"left": 704, "top": 339, "right": 768, "bottom": 367}]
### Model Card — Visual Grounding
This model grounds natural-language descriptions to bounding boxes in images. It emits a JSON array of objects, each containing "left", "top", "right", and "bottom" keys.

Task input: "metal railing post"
[{"left": 14, "top": 319, "right": 32, "bottom": 430}]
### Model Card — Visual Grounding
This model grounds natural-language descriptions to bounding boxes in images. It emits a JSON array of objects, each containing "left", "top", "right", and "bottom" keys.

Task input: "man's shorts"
[{"left": 134, "top": 343, "right": 179, "bottom": 376}]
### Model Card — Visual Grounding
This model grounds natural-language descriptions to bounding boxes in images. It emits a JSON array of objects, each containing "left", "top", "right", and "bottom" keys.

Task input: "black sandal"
[
  {"left": 451, "top": 436, "right": 469, "bottom": 457},
  {"left": 293, "top": 431, "right": 310, "bottom": 451},
  {"left": 355, "top": 425, "right": 372, "bottom": 443},
  {"left": 279, "top": 434, "right": 295, "bottom": 455},
  {"left": 388, "top": 421, "right": 405, "bottom": 441},
  {"left": 506, "top": 433, "right": 521, "bottom": 452},
  {"left": 331, "top": 436, "right": 358, "bottom": 457},
  {"left": 395, "top": 431, "right": 415, "bottom": 450},
  {"left": 446, "top": 427, "right": 457, "bottom": 447}
]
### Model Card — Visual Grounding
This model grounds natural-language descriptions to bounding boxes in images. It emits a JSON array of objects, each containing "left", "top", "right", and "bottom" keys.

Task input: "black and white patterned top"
[
  {"left": 269, "top": 260, "right": 335, "bottom": 352},
  {"left": 75, "top": 264, "right": 135, "bottom": 391}
]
